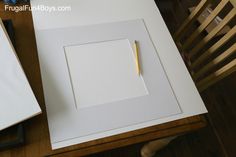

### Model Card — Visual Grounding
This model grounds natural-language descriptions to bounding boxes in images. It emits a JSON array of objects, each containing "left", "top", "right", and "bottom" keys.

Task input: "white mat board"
[{"left": 35, "top": 19, "right": 181, "bottom": 149}]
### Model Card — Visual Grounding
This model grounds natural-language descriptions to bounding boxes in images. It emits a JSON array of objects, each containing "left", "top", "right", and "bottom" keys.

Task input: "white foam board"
[{"left": 0, "top": 19, "right": 41, "bottom": 131}]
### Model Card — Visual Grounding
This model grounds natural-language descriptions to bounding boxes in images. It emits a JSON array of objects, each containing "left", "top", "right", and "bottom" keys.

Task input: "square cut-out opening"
[{"left": 64, "top": 39, "right": 149, "bottom": 109}]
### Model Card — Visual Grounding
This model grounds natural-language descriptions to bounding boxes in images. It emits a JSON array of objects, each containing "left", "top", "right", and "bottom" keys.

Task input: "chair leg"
[{"left": 140, "top": 136, "right": 177, "bottom": 157}]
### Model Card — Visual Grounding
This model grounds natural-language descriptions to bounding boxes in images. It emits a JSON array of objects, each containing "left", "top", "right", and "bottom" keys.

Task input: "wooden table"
[{"left": 0, "top": 2, "right": 206, "bottom": 157}]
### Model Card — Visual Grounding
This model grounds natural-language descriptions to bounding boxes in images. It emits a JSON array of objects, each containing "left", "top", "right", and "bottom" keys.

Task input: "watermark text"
[{"left": 5, "top": 4, "right": 72, "bottom": 13}]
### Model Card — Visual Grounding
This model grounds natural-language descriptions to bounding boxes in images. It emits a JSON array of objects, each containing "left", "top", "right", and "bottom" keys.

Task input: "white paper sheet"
[
  {"left": 0, "top": 19, "right": 41, "bottom": 131},
  {"left": 64, "top": 39, "right": 148, "bottom": 109}
]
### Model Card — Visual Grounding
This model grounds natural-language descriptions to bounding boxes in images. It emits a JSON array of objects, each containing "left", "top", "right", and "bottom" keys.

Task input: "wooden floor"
[{"left": 86, "top": 0, "right": 236, "bottom": 157}]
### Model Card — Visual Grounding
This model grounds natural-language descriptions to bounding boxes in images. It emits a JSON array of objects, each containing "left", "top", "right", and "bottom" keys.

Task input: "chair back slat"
[
  {"left": 230, "top": 0, "right": 236, "bottom": 8},
  {"left": 191, "top": 25, "right": 236, "bottom": 69},
  {"left": 173, "top": 0, "right": 210, "bottom": 41},
  {"left": 189, "top": 8, "right": 236, "bottom": 58},
  {"left": 193, "top": 43, "right": 236, "bottom": 80},
  {"left": 182, "top": 0, "right": 229, "bottom": 51},
  {"left": 197, "top": 58, "right": 236, "bottom": 92}
]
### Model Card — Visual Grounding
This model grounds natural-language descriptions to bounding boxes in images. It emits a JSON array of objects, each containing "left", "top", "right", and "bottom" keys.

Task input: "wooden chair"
[
  {"left": 141, "top": 0, "right": 236, "bottom": 156},
  {"left": 174, "top": 0, "right": 236, "bottom": 92}
]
